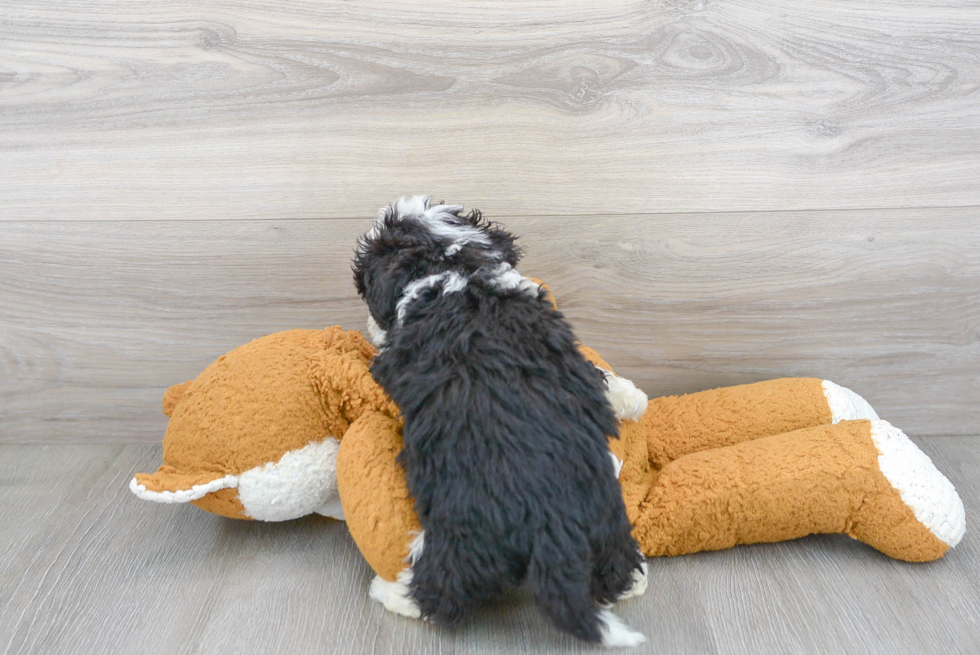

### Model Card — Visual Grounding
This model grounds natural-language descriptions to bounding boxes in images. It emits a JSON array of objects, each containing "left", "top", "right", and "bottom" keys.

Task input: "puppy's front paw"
[{"left": 600, "top": 370, "right": 649, "bottom": 422}]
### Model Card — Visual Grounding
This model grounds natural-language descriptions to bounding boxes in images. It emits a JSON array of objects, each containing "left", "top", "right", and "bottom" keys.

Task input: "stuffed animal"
[{"left": 131, "top": 283, "right": 966, "bottom": 597}]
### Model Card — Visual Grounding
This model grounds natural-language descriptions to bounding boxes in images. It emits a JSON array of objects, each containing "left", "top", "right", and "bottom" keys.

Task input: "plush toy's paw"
[
  {"left": 838, "top": 419, "right": 966, "bottom": 562},
  {"left": 601, "top": 370, "right": 649, "bottom": 422},
  {"left": 861, "top": 420, "right": 966, "bottom": 553},
  {"left": 369, "top": 571, "right": 422, "bottom": 620},
  {"left": 130, "top": 437, "right": 344, "bottom": 521},
  {"left": 615, "top": 559, "right": 649, "bottom": 602},
  {"left": 822, "top": 380, "right": 879, "bottom": 422}
]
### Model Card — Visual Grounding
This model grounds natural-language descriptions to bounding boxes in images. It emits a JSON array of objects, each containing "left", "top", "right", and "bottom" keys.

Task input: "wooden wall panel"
[
  {"left": 0, "top": 0, "right": 978, "bottom": 220},
  {"left": 1, "top": 207, "right": 977, "bottom": 442}
]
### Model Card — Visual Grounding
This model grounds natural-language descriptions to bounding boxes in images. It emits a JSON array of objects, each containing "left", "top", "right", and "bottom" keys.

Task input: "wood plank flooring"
[
  {"left": 0, "top": 438, "right": 977, "bottom": 655},
  {"left": 1, "top": 0, "right": 979, "bottom": 219}
]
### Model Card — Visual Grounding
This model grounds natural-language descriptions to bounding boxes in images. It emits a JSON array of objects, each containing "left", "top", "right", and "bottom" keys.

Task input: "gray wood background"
[
  {"left": 1, "top": 0, "right": 979, "bottom": 219},
  {"left": 0, "top": 1, "right": 978, "bottom": 442},
  {"left": 2, "top": 209, "right": 979, "bottom": 441}
]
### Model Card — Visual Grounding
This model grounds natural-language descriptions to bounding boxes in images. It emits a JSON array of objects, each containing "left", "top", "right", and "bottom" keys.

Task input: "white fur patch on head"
[
  {"left": 365, "top": 314, "right": 388, "bottom": 349},
  {"left": 375, "top": 195, "right": 493, "bottom": 255},
  {"left": 395, "top": 271, "right": 469, "bottom": 325},
  {"left": 823, "top": 380, "right": 879, "bottom": 422},
  {"left": 869, "top": 420, "right": 965, "bottom": 548},
  {"left": 486, "top": 263, "right": 540, "bottom": 297},
  {"left": 417, "top": 213, "right": 489, "bottom": 251},
  {"left": 601, "top": 369, "right": 649, "bottom": 422},
  {"left": 597, "top": 609, "right": 646, "bottom": 648},
  {"left": 237, "top": 437, "right": 342, "bottom": 522},
  {"left": 393, "top": 195, "right": 439, "bottom": 218},
  {"left": 442, "top": 272, "right": 468, "bottom": 294}
]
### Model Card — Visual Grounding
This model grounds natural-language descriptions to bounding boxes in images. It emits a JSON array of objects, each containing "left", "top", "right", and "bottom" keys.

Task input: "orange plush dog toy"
[{"left": 131, "top": 282, "right": 966, "bottom": 594}]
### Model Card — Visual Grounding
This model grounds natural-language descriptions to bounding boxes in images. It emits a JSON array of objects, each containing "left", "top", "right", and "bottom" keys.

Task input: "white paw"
[
  {"left": 369, "top": 570, "right": 422, "bottom": 620},
  {"left": 598, "top": 609, "right": 647, "bottom": 648},
  {"left": 601, "top": 369, "right": 649, "bottom": 422},
  {"left": 617, "top": 559, "right": 648, "bottom": 602},
  {"left": 869, "top": 420, "right": 966, "bottom": 548}
]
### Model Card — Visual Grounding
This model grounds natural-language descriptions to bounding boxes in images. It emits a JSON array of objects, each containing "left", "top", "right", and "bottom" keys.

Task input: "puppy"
[{"left": 352, "top": 196, "right": 649, "bottom": 647}]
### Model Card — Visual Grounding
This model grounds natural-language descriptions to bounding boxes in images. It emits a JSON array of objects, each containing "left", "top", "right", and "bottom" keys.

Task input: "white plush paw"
[
  {"left": 869, "top": 420, "right": 966, "bottom": 548},
  {"left": 601, "top": 369, "right": 649, "bottom": 422},
  {"left": 822, "top": 380, "right": 879, "bottom": 422},
  {"left": 236, "top": 437, "right": 342, "bottom": 521},
  {"left": 369, "top": 571, "right": 422, "bottom": 619},
  {"left": 616, "top": 560, "right": 649, "bottom": 602},
  {"left": 598, "top": 609, "right": 647, "bottom": 648}
]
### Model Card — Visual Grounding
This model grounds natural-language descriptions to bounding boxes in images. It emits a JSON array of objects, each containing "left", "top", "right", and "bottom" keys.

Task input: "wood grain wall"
[
  {"left": 2, "top": 208, "right": 977, "bottom": 442},
  {"left": 1, "top": 0, "right": 978, "bottom": 441},
  {"left": 1, "top": 0, "right": 978, "bottom": 219}
]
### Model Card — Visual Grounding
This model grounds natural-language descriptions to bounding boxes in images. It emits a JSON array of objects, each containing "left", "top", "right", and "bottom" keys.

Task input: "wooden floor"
[{"left": 1, "top": 438, "right": 977, "bottom": 655}]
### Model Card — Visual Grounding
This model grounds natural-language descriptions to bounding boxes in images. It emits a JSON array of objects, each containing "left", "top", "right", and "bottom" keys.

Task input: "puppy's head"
[{"left": 352, "top": 196, "right": 519, "bottom": 340}]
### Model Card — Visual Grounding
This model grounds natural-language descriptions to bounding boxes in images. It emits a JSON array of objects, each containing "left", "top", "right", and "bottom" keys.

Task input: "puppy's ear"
[
  {"left": 486, "top": 225, "right": 521, "bottom": 266},
  {"left": 354, "top": 216, "right": 445, "bottom": 329},
  {"left": 353, "top": 247, "right": 420, "bottom": 330},
  {"left": 460, "top": 209, "right": 522, "bottom": 266}
]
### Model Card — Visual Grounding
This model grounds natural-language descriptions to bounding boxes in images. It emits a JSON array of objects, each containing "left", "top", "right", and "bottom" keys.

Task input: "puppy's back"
[{"left": 372, "top": 279, "right": 645, "bottom": 645}]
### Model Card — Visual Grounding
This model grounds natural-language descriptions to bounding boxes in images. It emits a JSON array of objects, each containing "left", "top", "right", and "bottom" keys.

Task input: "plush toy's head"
[
  {"left": 352, "top": 196, "right": 520, "bottom": 345},
  {"left": 130, "top": 327, "right": 397, "bottom": 521}
]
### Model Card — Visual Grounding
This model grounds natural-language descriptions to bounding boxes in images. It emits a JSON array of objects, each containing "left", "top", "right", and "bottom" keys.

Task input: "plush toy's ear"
[
  {"left": 161, "top": 380, "right": 193, "bottom": 418},
  {"left": 129, "top": 466, "right": 248, "bottom": 518}
]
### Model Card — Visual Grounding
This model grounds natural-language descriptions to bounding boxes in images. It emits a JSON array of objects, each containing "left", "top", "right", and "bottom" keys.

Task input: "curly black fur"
[
  {"left": 352, "top": 200, "right": 644, "bottom": 643},
  {"left": 353, "top": 202, "right": 521, "bottom": 331}
]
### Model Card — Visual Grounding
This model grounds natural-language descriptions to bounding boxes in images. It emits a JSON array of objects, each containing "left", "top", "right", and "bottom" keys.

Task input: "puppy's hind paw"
[
  {"left": 369, "top": 573, "right": 422, "bottom": 620},
  {"left": 598, "top": 610, "right": 647, "bottom": 648},
  {"left": 617, "top": 560, "right": 648, "bottom": 602}
]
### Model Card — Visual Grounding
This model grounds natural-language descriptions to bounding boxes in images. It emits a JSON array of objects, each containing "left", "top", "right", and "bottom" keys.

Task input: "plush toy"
[{"left": 131, "top": 283, "right": 966, "bottom": 596}]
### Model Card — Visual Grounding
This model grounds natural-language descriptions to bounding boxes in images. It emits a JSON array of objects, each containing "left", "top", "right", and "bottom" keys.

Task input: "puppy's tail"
[{"left": 527, "top": 536, "right": 646, "bottom": 648}]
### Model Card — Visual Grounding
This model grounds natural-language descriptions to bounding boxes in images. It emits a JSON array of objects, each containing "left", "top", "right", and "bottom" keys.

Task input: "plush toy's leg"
[
  {"left": 633, "top": 419, "right": 964, "bottom": 562},
  {"left": 644, "top": 378, "right": 879, "bottom": 468},
  {"left": 337, "top": 411, "right": 430, "bottom": 619},
  {"left": 336, "top": 411, "right": 422, "bottom": 583},
  {"left": 368, "top": 532, "right": 425, "bottom": 620}
]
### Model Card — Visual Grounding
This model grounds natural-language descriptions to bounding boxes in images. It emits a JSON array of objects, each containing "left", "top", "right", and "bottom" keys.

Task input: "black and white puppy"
[{"left": 352, "top": 196, "right": 650, "bottom": 647}]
